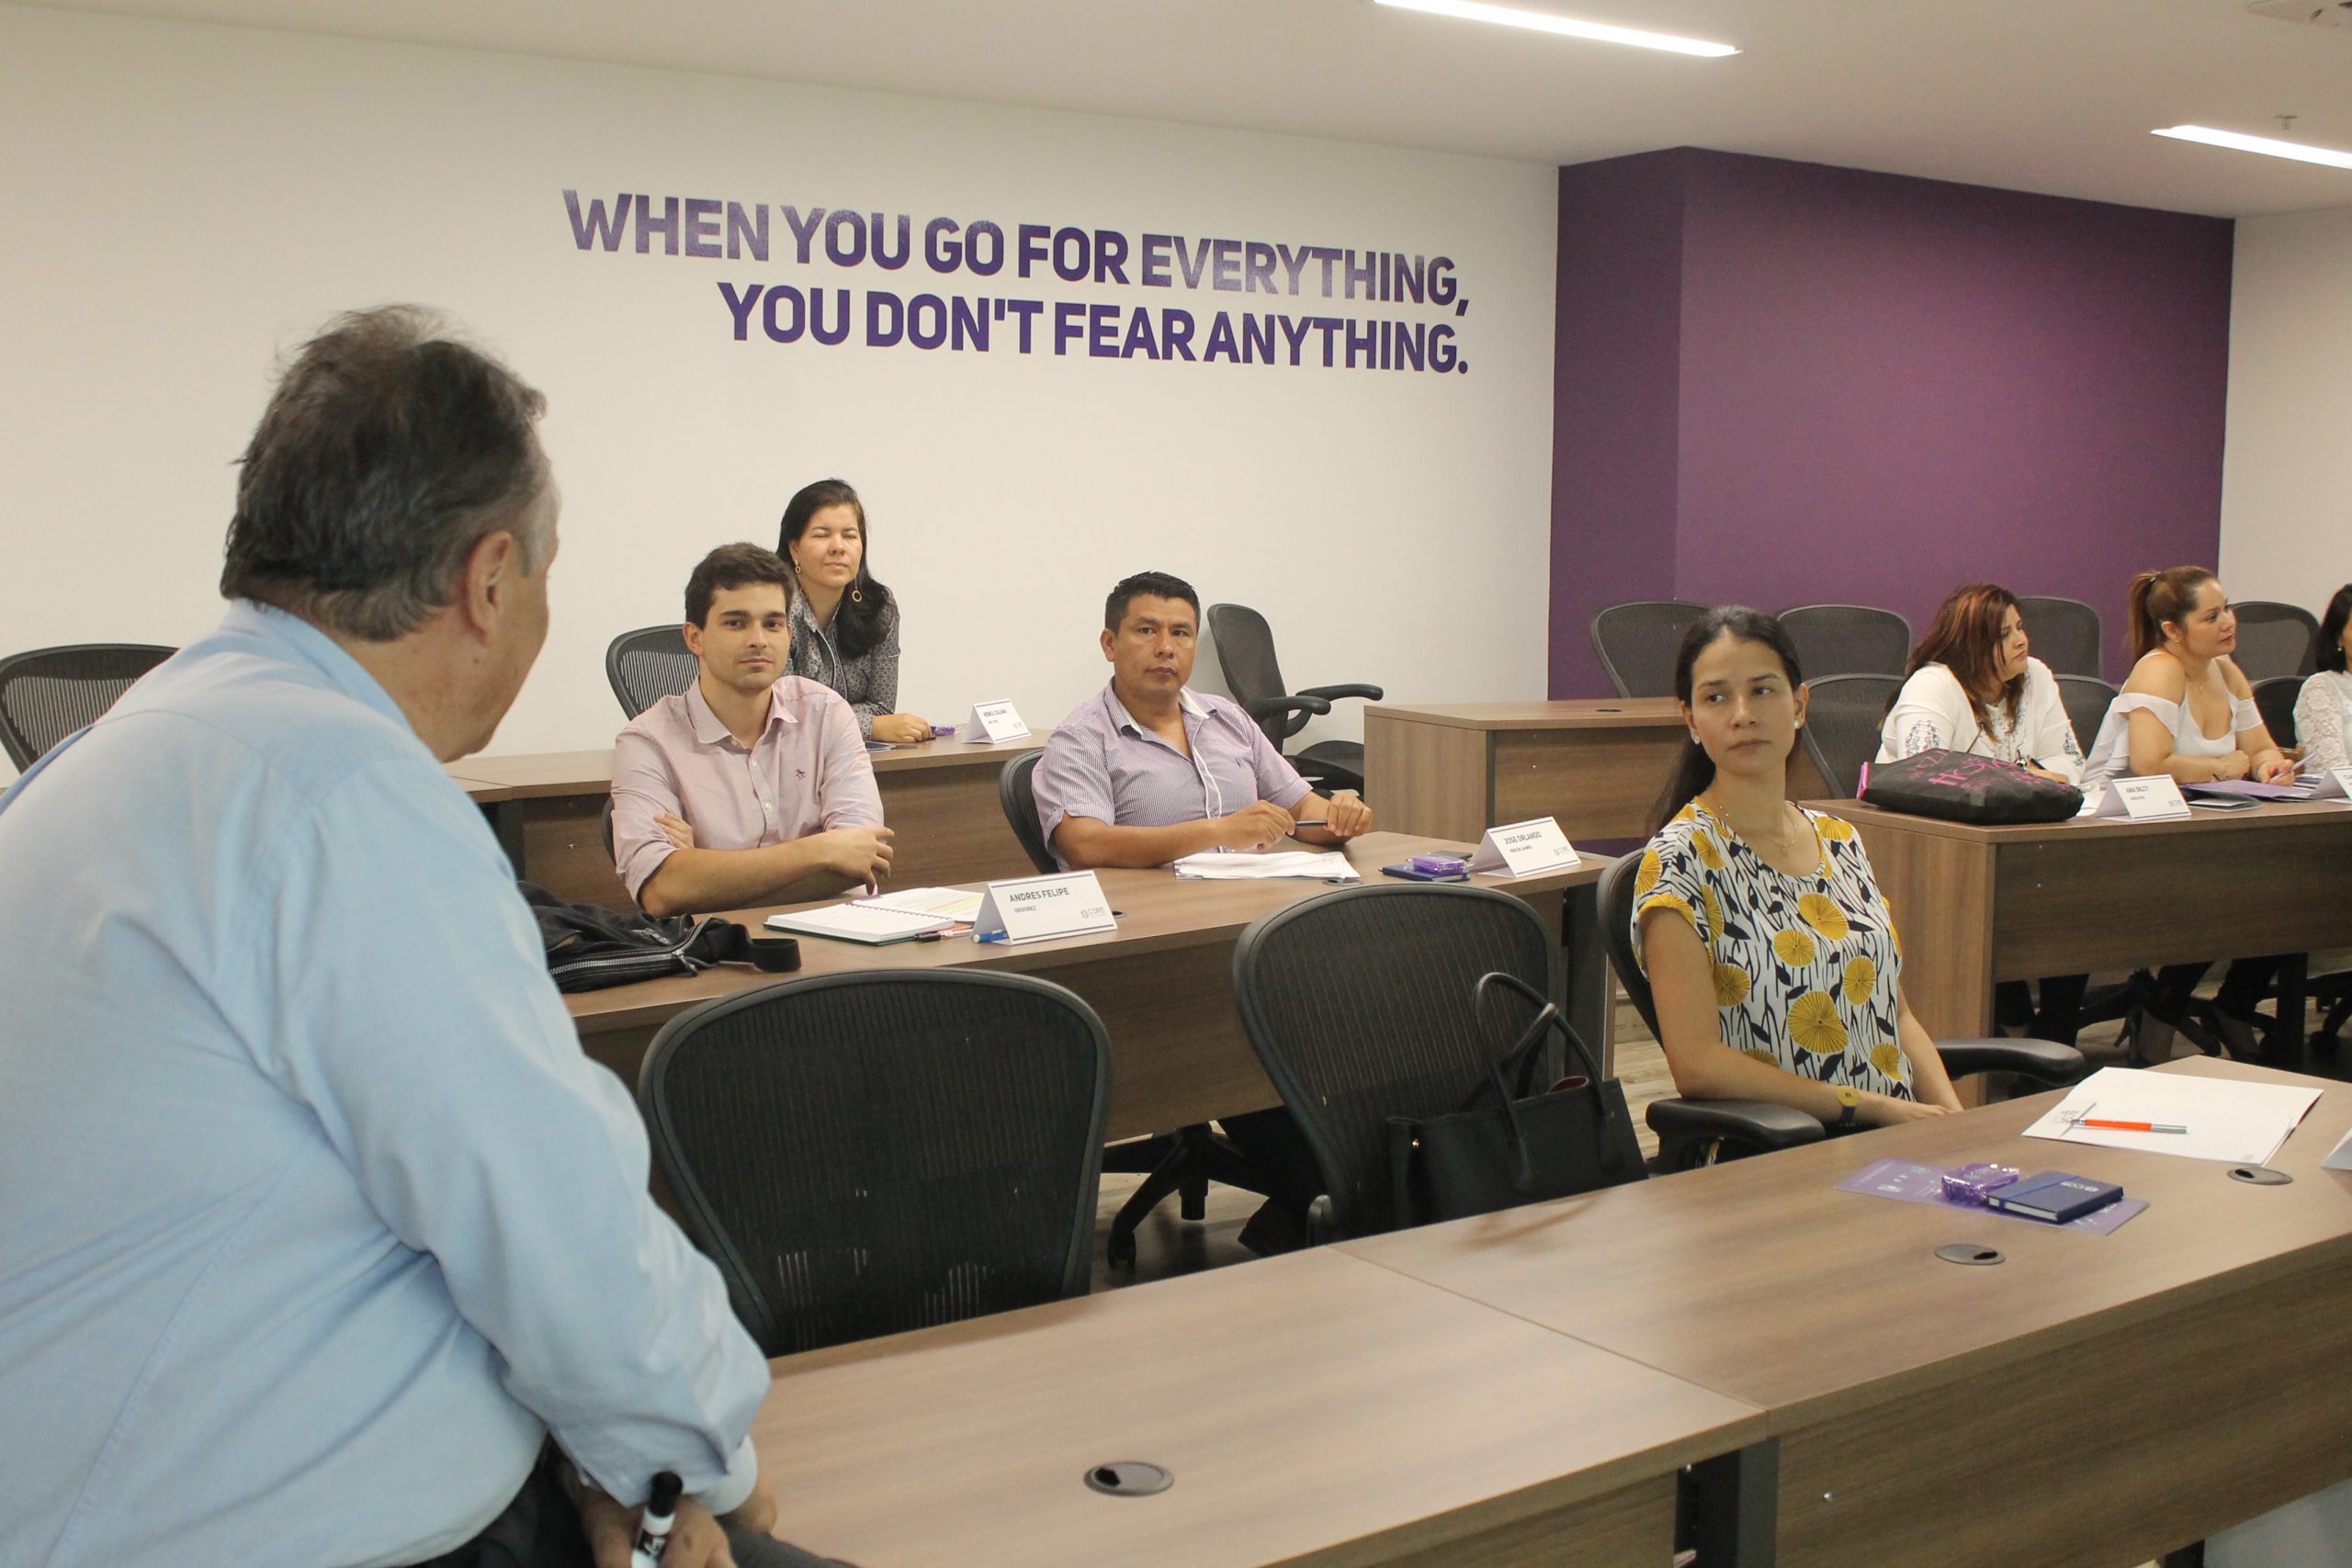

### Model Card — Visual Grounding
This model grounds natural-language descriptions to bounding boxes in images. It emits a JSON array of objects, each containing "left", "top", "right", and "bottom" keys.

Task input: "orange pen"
[{"left": 2075, "top": 1118, "right": 2188, "bottom": 1134}]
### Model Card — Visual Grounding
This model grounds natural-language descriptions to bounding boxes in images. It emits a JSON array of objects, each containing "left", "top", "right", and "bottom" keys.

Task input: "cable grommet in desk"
[
  {"left": 1085, "top": 1461, "right": 1173, "bottom": 1496},
  {"left": 1935, "top": 1243, "right": 2005, "bottom": 1266},
  {"left": 2228, "top": 1166, "right": 2293, "bottom": 1186}
]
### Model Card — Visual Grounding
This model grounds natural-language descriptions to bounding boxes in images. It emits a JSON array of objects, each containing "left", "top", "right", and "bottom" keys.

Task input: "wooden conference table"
[
  {"left": 1365, "top": 699, "right": 1831, "bottom": 847},
  {"left": 447, "top": 733, "right": 1048, "bottom": 909},
  {"left": 1826, "top": 796, "right": 2352, "bottom": 1042},
  {"left": 751, "top": 1057, "right": 2352, "bottom": 1568},
  {"left": 566, "top": 830, "right": 1612, "bottom": 1143}
]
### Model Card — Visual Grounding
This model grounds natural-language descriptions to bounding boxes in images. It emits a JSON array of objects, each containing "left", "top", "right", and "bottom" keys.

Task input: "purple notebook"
[
  {"left": 2182, "top": 779, "right": 2307, "bottom": 800},
  {"left": 1839, "top": 1157, "right": 2146, "bottom": 1235}
]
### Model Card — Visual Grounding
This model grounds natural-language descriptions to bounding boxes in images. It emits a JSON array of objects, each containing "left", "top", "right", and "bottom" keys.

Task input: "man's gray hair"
[{"left": 220, "top": 306, "right": 550, "bottom": 640}]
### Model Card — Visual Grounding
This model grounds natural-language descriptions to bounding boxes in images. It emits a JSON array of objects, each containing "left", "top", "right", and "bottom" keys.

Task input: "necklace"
[{"left": 1702, "top": 795, "right": 1807, "bottom": 862}]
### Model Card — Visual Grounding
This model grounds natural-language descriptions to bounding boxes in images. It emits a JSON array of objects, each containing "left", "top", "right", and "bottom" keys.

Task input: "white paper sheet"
[
  {"left": 1169, "top": 850, "right": 1361, "bottom": 883},
  {"left": 2024, "top": 1066, "right": 2324, "bottom": 1167},
  {"left": 860, "top": 886, "right": 986, "bottom": 922}
]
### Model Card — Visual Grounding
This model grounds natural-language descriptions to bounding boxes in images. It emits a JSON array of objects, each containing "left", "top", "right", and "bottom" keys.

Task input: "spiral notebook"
[{"left": 763, "top": 902, "right": 956, "bottom": 945}]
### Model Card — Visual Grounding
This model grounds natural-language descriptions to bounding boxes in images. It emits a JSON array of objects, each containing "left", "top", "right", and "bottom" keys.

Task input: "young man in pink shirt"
[{"left": 612, "top": 544, "right": 894, "bottom": 916}]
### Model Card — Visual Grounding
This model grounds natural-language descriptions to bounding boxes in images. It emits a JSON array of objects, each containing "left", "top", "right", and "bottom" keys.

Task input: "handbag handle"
[{"left": 1473, "top": 970, "right": 1631, "bottom": 1180}]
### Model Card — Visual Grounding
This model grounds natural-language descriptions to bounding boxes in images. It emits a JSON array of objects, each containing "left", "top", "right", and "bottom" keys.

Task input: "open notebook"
[{"left": 763, "top": 886, "right": 984, "bottom": 945}]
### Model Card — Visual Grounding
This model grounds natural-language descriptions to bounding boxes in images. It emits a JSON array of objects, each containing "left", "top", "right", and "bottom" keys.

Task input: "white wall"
[
  {"left": 2219, "top": 203, "right": 2352, "bottom": 613},
  {"left": 0, "top": 5, "right": 1558, "bottom": 779}
]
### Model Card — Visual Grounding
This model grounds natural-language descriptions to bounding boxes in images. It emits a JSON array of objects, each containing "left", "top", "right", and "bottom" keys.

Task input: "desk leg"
[
  {"left": 1680, "top": 1438, "right": 1778, "bottom": 1568},
  {"left": 1563, "top": 879, "right": 1615, "bottom": 1077},
  {"left": 481, "top": 800, "right": 526, "bottom": 879}
]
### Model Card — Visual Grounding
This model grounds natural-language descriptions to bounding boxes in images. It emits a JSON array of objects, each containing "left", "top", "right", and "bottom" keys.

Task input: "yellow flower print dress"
[{"left": 1630, "top": 802, "right": 1914, "bottom": 1099}]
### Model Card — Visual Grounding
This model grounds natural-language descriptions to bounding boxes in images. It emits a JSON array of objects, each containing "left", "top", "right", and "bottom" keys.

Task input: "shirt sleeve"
[
  {"left": 610, "top": 728, "right": 684, "bottom": 904},
  {"left": 814, "top": 693, "right": 884, "bottom": 829},
  {"left": 2022, "top": 661, "right": 2085, "bottom": 784},
  {"left": 251, "top": 764, "right": 769, "bottom": 1512},
  {"left": 2233, "top": 695, "right": 2265, "bottom": 741},
  {"left": 1032, "top": 728, "right": 1114, "bottom": 860},
  {"left": 1878, "top": 666, "right": 1963, "bottom": 762},
  {"left": 2296, "top": 676, "right": 2347, "bottom": 773},
  {"left": 1629, "top": 825, "right": 1713, "bottom": 975},
  {"left": 1240, "top": 711, "right": 1315, "bottom": 811}
]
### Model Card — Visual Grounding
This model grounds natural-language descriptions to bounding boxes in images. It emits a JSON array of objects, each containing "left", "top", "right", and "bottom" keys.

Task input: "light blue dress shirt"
[{"left": 0, "top": 603, "right": 769, "bottom": 1568}]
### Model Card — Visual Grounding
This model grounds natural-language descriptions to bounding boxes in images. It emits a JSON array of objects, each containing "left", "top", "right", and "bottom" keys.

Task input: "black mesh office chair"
[
  {"left": 1596, "top": 856, "right": 2083, "bottom": 1171},
  {"left": 637, "top": 970, "right": 1110, "bottom": 1356},
  {"left": 1799, "top": 673, "right": 1904, "bottom": 798},
  {"left": 998, "top": 750, "right": 1058, "bottom": 875},
  {"left": 2230, "top": 602, "right": 2320, "bottom": 683},
  {"left": 2251, "top": 676, "right": 2301, "bottom": 750},
  {"left": 996, "top": 746, "right": 1269, "bottom": 1265},
  {"left": 605, "top": 626, "right": 698, "bottom": 719},
  {"left": 2055, "top": 675, "right": 2119, "bottom": 761},
  {"left": 2015, "top": 595, "right": 2103, "bottom": 679},
  {"left": 0, "top": 643, "right": 175, "bottom": 770},
  {"left": 1232, "top": 883, "right": 1621, "bottom": 1239},
  {"left": 1205, "top": 604, "right": 1381, "bottom": 796},
  {"left": 1781, "top": 604, "right": 1912, "bottom": 679},
  {"left": 1589, "top": 600, "right": 1711, "bottom": 699}
]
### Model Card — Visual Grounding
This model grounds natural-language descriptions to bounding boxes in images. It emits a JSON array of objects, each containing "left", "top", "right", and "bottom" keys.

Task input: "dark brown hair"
[
  {"left": 1907, "top": 582, "right": 2024, "bottom": 738},
  {"left": 1103, "top": 570, "right": 1200, "bottom": 633},
  {"left": 2320, "top": 585, "right": 2351, "bottom": 676},
  {"left": 778, "top": 479, "right": 894, "bottom": 659},
  {"left": 220, "top": 306, "right": 549, "bottom": 640},
  {"left": 2125, "top": 566, "right": 2217, "bottom": 661},
  {"left": 1650, "top": 606, "right": 1806, "bottom": 834},
  {"left": 684, "top": 543, "right": 793, "bottom": 626}
]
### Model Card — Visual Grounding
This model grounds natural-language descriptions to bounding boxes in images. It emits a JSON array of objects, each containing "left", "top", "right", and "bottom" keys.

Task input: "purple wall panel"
[
  {"left": 1548, "top": 152, "right": 1688, "bottom": 698},
  {"left": 1550, "top": 148, "right": 2233, "bottom": 694}
]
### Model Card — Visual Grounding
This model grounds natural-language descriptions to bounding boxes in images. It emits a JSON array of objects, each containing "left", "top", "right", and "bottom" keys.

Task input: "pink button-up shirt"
[{"left": 611, "top": 675, "right": 884, "bottom": 902}]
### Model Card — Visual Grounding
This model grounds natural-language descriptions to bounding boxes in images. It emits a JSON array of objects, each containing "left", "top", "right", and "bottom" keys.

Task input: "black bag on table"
[
  {"left": 519, "top": 881, "right": 800, "bottom": 993},
  {"left": 1388, "top": 970, "right": 1647, "bottom": 1230},
  {"left": 1858, "top": 747, "right": 2082, "bottom": 826}
]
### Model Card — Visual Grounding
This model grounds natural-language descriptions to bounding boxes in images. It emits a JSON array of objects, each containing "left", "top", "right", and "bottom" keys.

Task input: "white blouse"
[
  {"left": 2082, "top": 689, "right": 2262, "bottom": 787},
  {"left": 2294, "top": 671, "right": 2352, "bottom": 774},
  {"left": 1876, "top": 658, "right": 2084, "bottom": 785}
]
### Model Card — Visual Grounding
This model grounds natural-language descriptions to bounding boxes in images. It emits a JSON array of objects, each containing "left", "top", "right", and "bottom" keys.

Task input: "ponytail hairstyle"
[
  {"left": 1908, "top": 582, "right": 2024, "bottom": 739},
  {"left": 1649, "top": 606, "right": 1806, "bottom": 835},
  {"left": 2125, "top": 566, "right": 2215, "bottom": 662},
  {"left": 778, "top": 479, "right": 895, "bottom": 660}
]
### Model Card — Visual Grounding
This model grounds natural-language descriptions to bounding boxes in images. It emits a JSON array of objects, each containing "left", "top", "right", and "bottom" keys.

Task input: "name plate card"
[
  {"left": 972, "top": 871, "right": 1117, "bottom": 945},
  {"left": 2093, "top": 775, "right": 2192, "bottom": 823},
  {"left": 2303, "top": 767, "right": 2352, "bottom": 802},
  {"left": 959, "top": 698, "right": 1031, "bottom": 743},
  {"left": 1466, "top": 817, "right": 1580, "bottom": 878}
]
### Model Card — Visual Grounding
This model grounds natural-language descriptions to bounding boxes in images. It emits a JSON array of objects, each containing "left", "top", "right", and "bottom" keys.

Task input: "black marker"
[{"left": 630, "top": 1472, "right": 683, "bottom": 1568}]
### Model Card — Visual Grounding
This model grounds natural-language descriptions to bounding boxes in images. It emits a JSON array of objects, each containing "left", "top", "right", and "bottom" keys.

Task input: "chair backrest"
[
  {"left": 0, "top": 643, "right": 175, "bottom": 770},
  {"left": 1800, "top": 673, "right": 1903, "bottom": 798},
  {"left": 638, "top": 970, "right": 1110, "bottom": 1356},
  {"left": 1597, "top": 853, "right": 1664, "bottom": 1042},
  {"left": 1205, "top": 603, "right": 1301, "bottom": 743},
  {"left": 2015, "top": 595, "right": 2103, "bottom": 679},
  {"left": 1589, "top": 600, "right": 1711, "bottom": 699},
  {"left": 2230, "top": 602, "right": 2321, "bottom": 683},
  {"left": 1231, "top": 884, "right": 1559, "bottom": 1239},
  {"left": 2251, "top": 675, "right": 2301, "bottom": 750},
  {"left": 2053, "top": 675, "right": 2120, "bottom": 762},
  {"left": 1780, "top": 604, "right": 1913, "bottom": 679},
  {"left": 999, "top": 750, "right": 1059, "bottom": 874},
  {"left": 605, "top": 625, "right": 698, "bottom": 720}
]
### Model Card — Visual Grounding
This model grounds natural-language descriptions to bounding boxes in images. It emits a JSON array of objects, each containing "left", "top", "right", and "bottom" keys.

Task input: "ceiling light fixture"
[
  {"left": 1371, "top": 0, "right": 1738, "bottom": 57},
  {"left": 2152, "top": 124, "right": 2352, "bottom": 171}
]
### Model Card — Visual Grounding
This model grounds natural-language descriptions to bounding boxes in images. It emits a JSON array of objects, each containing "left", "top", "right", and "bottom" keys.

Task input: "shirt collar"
[
  {"left": 1105, "top": 681, "right": 1206, "bottom": 736},
  {"left": 684, "top": 673, "right": 796, "bottom": 749},
  {"left": 220, "top": 600, "right": 411, "bottom": 734}
]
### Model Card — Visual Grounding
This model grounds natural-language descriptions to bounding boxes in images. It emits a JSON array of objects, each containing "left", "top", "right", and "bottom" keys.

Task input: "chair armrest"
[
  {"left": 1242, "top": 696, "right": 1331, "bottom": 723},
  {"left": 1934, "top": 1036, "right": 2086, "bottom": 1087},
  {"left": 1296, "top": 682, "right": 1385, "bottom": 704},
  {"left": 1646, "top": 1096, "right": 1825, "bottom": 1153}
]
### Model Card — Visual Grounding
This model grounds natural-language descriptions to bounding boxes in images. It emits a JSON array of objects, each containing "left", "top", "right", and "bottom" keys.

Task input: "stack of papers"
[
  {"left": 2024, "top": 1066, "right": 2322, "bottom": 1166},
  {"left": 763, "top": 886, "right": 986, "bottom": 944},
  {"left": 1170, "top": 850, "right": 1361, "bottom": 883}
]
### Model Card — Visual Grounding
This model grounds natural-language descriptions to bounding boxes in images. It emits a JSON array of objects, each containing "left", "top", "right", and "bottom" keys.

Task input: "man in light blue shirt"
[{"left": 0, "top": 310, "right": 826, "bottom": 1568}]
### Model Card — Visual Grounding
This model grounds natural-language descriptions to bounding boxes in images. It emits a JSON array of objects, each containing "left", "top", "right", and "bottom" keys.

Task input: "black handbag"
[
  {"left": 518, "top": 882, "right": 800, "bottom": 993},
  {"left": 1387, "top": 971, "right": 1646, "bottom": 1229},
  {"left": 1859, "top": 746, "right": 2082, "bottom": 825}
]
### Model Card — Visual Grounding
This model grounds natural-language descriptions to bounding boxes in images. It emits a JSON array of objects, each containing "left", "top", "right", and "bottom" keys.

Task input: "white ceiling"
[{"left": 28, "top": 0, "right": 2352, "bottom": 217}]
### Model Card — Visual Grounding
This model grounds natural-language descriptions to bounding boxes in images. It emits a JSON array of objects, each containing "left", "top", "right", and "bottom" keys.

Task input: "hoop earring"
[{"left": 850, "top": 587, "right": 865, "bottom": 604}]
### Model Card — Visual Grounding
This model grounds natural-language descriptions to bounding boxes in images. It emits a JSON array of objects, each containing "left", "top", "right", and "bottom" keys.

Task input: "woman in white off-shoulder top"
[
  {"left": 2292, "top": 585, "right": 2352, "bottom": 774},
  {"left": 2090, "top": 567, "right": 2296, "bottom": 1056},
  {"left": 1878, "top": 583, "right": 2086, "bottom": 1039}
]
